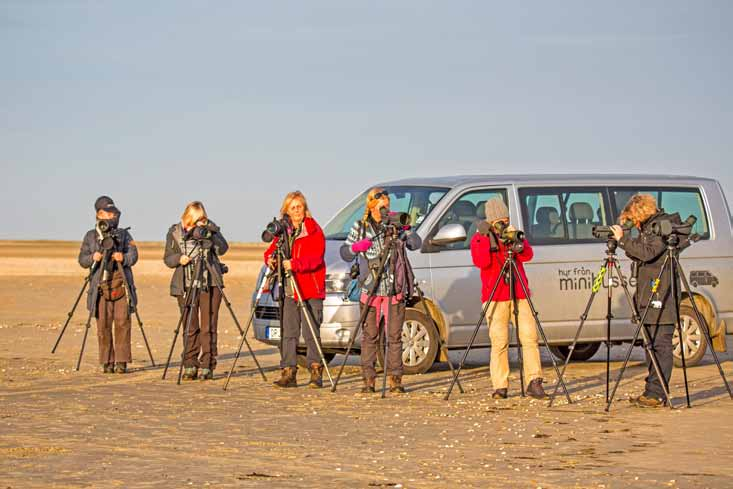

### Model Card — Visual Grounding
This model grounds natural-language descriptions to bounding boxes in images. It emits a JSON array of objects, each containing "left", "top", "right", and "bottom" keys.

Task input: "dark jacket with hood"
[
  {"left": 78, "top": 227, "right": 138, "bottom": 312},
  {"left": 618, "top": 210, "right": 687, "bottom": 325},
  {"left": 163, "top": 221, "right": 229, "bottom": 297}
]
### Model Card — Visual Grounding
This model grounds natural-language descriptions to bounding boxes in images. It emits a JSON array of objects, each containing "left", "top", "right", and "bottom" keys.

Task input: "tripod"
[
  {"left": 445, "top": 246, "right": 571, "bottom": 403},
  {"left": 548, "top": 238, "right": 670, "bottom": 407},
  {"left": 606, "top": 235, "right": 733, "bottom": 411},
  {"left": 269, "top": 238, "right": 335, "bottom": 388},
  {"left": 162, "top": 242, "right": 267, "bottom": 384}
]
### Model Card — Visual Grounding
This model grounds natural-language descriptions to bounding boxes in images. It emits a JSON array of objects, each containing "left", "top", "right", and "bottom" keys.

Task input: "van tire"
[
  {"left": 548, "top": 342, "right": 601, "bottom": 362},
  {"left": 376, "top": 308, "right": 439, "bottom": 375},
  {"left": 673, "top": 305, "right": 707, "bottom": 367}
]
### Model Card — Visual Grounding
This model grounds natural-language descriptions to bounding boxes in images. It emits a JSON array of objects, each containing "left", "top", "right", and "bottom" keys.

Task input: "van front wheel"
[{"left": 548, "top": 342, "right": 601, "bottom": 362}]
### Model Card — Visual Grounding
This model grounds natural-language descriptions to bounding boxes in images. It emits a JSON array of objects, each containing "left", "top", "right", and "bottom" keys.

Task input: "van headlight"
[{"left": 325, "top": 273, "right": 349, "bottom": 294}]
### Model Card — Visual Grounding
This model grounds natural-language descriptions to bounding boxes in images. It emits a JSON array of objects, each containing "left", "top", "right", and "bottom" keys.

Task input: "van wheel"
[
  {"left": 673, "top": 305, "right": 707, "bottom": 367},
  {"left": 548, "top": 342, "right": 601, "bottom": 362},
  {"left": 376, "top": 309, "right": 439, "bottom": 375}
]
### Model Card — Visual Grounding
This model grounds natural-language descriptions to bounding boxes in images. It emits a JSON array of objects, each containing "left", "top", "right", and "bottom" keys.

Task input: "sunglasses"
[{"left": 373, "top": 191, "right": 389, "bottom": 200}]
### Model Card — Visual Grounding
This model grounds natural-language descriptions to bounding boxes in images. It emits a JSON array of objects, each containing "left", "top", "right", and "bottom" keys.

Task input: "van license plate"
[{"left": 266, "top": 327, "right": 281, "bottom": 340}]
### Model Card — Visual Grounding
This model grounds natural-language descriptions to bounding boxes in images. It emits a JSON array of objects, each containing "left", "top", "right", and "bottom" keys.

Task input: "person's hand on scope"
[
  {"left": 506, "top": 224, "right": 517, "bottom": 233},
  {"left": 179, "top": 255, "right": 191, "bottom": 266},
  {"left": 93, "top": 251, "right": 103, "bottom": 262},
  {"left": 282, "top": 259, "right": 293, "bottom": 271},
  {"left": 267, "top": 256, "right": 277, "bottom": 269},
  {"left": 351, "top": 238, "right": 372, "bottom": 253},
  {"left": 113, "top": 252, "right": 123, "bottom": 263},
  {"left": 610, "top": 225, "right": 624, "bottom": 241}
]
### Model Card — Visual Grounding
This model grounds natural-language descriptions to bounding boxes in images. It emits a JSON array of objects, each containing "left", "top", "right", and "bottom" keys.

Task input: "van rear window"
[
  {"left": 519, "top": 187, "right": 610, "bottom": 245},
  {"left": 610, "top": 187, "right": 710, "bottom": 239}
]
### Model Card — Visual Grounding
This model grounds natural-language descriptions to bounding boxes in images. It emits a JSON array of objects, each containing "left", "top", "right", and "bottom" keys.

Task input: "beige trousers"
[{"left": 485, "top": 299, "right": 542, "bottom": 390}]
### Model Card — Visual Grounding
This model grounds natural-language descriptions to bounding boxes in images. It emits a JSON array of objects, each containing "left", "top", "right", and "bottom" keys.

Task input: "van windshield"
[{"left": 323, "top": 186, "right": 450, "bottom": 240}]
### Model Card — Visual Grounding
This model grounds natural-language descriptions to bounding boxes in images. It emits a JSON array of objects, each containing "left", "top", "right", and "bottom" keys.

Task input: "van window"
[
  {"left": 611, "top": 187, "right": 710, "bottom": 238},
  {"left": 434, "top": 189, "right": 508, "bottom": 250},
  {"left": 323, "top": 186, "right": 449, "bottom": 240},
  {"left": 519, "top": 187, "right": 610, "bottom": 244}
]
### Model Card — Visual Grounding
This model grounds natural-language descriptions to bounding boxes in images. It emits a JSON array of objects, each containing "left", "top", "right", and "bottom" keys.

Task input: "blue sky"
[{"left": 2, "top": 1, "right": 731, "bottom": 241}]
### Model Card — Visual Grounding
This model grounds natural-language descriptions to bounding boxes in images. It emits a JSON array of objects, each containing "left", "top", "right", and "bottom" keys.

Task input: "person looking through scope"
[
  {"left": 469, "top": 198, "right": 546, "bottom": 399},
  {"left": 78, "top": 196, "right": 138, "bottom": 374},
  {"left": 610, "top": 194, "right": 689, "bottom": 408},
  {"left": 164, "top": 201, "right": 228, "bottom": 381},
  {"left": 263, "top": 191, "right": 328, "bottom": 389},
  {"left": 340, "top": 187, "right": 422, "bottom": 394}
]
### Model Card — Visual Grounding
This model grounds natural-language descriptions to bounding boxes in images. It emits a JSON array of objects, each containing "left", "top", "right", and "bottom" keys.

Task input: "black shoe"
[
  {"left": 492, "top": 388, "right": 508, "bottom": 399},
  {"left": 102, "top": 363, "right": 114, "bottom": 374},
  {"left": 527, "top": 378, "right": 547, "bottom": 399},
  {"left": 630, "top": 394, "right": 664, "bottom": 408},
  {"left": 114, "top": 363, "right": 127, "bottom": 374},
  {"left": 199, "top": 368, "right": 214, "bottom": 380},
  {"left": 388, "top": 376, "right": 406, "bottom": 394}
]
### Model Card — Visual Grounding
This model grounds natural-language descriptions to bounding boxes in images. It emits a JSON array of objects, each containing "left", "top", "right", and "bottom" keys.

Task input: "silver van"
[{"left": 253, "top": 175, "right": 731, "bottom": 373}]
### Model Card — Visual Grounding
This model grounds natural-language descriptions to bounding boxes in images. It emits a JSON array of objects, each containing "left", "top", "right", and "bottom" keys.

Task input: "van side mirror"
[{"left": 431, "top": 223, "right": 467, "bottom": 247}]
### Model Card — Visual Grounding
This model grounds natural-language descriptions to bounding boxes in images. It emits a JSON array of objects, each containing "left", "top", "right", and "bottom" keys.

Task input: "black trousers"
[
  {"left": 280, "top": 297, "right": 323, "bottom": 369},
  {"left": 643, "top": 324, "right": 674, "bottom": 400}
]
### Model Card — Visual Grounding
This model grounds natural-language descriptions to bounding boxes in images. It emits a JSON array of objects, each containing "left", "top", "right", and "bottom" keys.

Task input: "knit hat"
[{"left": 484, "top": 198, "right": 509, "bottom": 223}]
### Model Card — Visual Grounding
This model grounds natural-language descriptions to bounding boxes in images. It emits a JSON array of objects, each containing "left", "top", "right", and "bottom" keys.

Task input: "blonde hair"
[
  {"left": 619, "top": 194, "right": 658, "bottom": 228},
  {"left": 280, "top": 191, "right": 312, "bottom": 219},
  {"left": 181, "top": 201, "right": 208, "bottom": 229},
  {"left": 362, "top": 187, "right": 388, "bottom": 224}
]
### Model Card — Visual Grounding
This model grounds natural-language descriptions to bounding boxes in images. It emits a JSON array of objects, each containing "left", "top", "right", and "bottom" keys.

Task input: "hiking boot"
[
  {"left": 199, "top": 368, "right": 214, "bottom": 380},
  {"left": 182, "top": 367, "right": 198, "bottom": 381},
  {"left": 388, "top": 375, "right": 406, "bottom": 394},
  {"left": 630, "top": 394, "right": 664, "bottom": 408},
  {"left": 360, "top": 378, "right": 376, "bottom": 394},
  {"left": 273, "top": 367, "right": 297, "bottom": 388},
  {"left": 114, "top": 363, "right": 127, "bottom": 374},
  {"left": 527, "top": 378, "right": 547, "bottom": 399},
  {"left": 492, "top": 388, "right": 508, "bottom": 399},
  {"left": 308, "top": 363, "right": 324, "bottom": 389},
  {"left": 102, "top": 363, "right": 114, "bottom": 374}
]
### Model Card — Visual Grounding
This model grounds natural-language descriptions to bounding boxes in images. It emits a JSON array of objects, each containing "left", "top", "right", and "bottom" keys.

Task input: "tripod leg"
[
  {"left": 331, "top": 305, "right": 367, "bottom": 392},
  {"left": 177, "top": 287, "right": 200, "bottom": 385},
  {"left": 675, "top": 257, "right": 733, "bottom": 400},
  {"left": 162, "top": 311, "right": 185, "bottom": 380},
  {"left": 133, "top": 310, "right": 156, "bottom": 367},
  {"left": 605, "top": 265, "right": 613, "bottom": 404},
  {"left": 444, "top": 259, "right": 510, "bottom": 401},
  {"left": 511, "top": 261, "right": 571, "bottom": 404},
  {"left": 512, "top": 297, "right": 525, "bottom": 397},
  {"left": 75, "top": 307, "right": 96, "bottom": 371},
  {"left": 548, "top": 262, "right": 605, "bottom": 406},
  {"left": 215, "top": 284, "right": 267, "bottom": 381},
  {"left": 414, "top": 284, "right": 464, "bottom": 393},
  {"left": 53, "top": 275, "right": 90, "bottom": 353},
  {"left": 114, "top": 261, "right": 156, "bottom": 367},
  {"left": 669, "top": 260, "right": 691, "bottom": 408},
  {"left": 223, "top": 307, "right": 258, "bottom": 390},
  {"left": 381, "top": 318, "right": 389, "bottom": 399}
]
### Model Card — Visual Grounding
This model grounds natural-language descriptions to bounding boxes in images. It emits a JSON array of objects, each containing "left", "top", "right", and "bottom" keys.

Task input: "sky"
[{"left": 2, "top": 1, "right": 732, "bottom": 241}]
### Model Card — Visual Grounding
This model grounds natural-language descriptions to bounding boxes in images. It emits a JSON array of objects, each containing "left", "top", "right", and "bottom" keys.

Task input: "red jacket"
[
  {"left": 263, "top": 217, "right": 326, "bottom": 301},
  {"left": 470, "top": 232, "right": 533, "bottom": 303}
]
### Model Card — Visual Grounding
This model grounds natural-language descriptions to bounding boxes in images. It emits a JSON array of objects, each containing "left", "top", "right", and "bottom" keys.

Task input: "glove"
[{"left": 351, "top": 238, "right": 372, "bottom": 253}]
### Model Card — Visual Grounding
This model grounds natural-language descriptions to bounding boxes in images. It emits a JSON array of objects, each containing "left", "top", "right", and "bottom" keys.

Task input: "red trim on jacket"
[
  {"left": 263, "top": 217, "right": 326, "bottom": 300},
  {"left": 470, "top": 232, "right": 533, "bottom": 303}
]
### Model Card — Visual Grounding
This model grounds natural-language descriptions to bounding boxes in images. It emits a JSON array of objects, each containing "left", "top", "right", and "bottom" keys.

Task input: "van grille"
[{"left": 255, "top": 306, "right": 280, "bottom": 320}]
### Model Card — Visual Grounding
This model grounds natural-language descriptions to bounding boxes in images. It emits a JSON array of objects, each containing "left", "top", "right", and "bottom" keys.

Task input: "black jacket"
[
  {"left": 618, "top": 211, "right": 683, "bottom": 325},
  {"left": 163, "top": 222, "right": 229, "bottom": 297},
  {"left": 78, "top": 227, "right": 138, "bottom": 312}
]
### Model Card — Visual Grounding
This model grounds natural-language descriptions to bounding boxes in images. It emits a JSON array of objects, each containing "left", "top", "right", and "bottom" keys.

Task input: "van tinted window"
[
  {"left": 435, "top": 188, "right": 508, "bottom": 250},
  {"left": 519, "top": 187, "right": 610, "bottom": 244},
  {"left": 611, "top": 187, "right": 710, "bottom": 238}
]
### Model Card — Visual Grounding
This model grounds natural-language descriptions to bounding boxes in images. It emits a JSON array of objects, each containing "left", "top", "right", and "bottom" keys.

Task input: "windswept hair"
[
  {"left": 362, "top": 187, "right": 388, "bottom": 224},
  {"left": 280, "top": 191, "right": 312, "bottom": 219},
  {"left": 181, "top": 201, "right": 208, "bottom": 229},
  {"left": 619, "top": 194, "right": 658, "bottom": 228}
]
